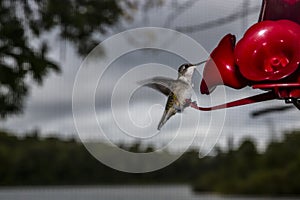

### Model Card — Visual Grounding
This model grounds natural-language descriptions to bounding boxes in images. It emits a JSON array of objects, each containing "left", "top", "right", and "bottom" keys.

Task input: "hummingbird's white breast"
[{"left": 173, "top": 80, "right": 193, "bottom": 107}]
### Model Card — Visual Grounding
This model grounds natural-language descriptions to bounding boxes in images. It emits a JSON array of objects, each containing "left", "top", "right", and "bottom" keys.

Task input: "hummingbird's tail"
[
  {"left": 157, "top": 112, "right": 167, "bottom": 130},
  {"left": 157, "top": 108, "right": 176, "bottom": 130}
]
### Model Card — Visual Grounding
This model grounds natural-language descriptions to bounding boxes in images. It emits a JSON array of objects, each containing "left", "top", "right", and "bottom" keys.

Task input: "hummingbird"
[{"left": 140, "top": 61, "right": 206, "bottom": 130}]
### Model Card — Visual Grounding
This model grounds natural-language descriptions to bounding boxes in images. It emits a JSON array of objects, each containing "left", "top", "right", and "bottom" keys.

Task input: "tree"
[{"left": 0, "top": 0, "right": 137, "bottom": 118}]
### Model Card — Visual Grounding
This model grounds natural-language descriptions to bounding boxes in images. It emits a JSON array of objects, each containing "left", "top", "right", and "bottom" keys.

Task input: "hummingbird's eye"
[
  {"left": 178, "top": 63, "right": 191, "bottom": 73},
  {"left": 184, "top": 64, "right": 191, "bottom": 69}
]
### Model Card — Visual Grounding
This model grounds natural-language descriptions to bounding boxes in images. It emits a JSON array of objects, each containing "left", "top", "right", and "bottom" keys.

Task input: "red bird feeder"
[
  {"left": 192, "top": 0, "right": 300, "bottom": 111},
  {"left": 200, "top": 34, "right": 248, "bottom": 95}
]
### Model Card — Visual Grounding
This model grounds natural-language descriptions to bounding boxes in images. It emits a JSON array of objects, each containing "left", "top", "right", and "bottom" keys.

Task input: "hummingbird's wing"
[{"left": 138, "top": 77, "right": 177, "bottom": 96}]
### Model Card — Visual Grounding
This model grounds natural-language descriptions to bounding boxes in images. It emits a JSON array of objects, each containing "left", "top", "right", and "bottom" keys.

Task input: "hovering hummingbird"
[{"left": 140, "top": 61, "right": 206, "bottom": 130}]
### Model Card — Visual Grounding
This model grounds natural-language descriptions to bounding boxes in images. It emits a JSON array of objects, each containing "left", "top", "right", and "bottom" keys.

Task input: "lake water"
[{"left": 0, "top": 185, "right": 298, "bottom": 200}]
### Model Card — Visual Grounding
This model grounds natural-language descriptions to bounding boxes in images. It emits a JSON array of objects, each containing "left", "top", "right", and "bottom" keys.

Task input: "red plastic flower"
[{"left": 235, "top": 20, "right": 300, "bottom": 81}]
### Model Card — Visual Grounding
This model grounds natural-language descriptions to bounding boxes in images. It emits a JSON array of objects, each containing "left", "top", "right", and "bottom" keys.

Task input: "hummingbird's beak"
[{"left": 193, "top": 60, "right": 207, "bottom": 66}]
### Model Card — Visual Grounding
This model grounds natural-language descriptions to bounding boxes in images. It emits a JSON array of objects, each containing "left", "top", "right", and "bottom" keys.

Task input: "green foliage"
[
  {"left": 1, "top": 129, "right": 300, "bottom": 195},
  {"left": 0, "top": 0, "right": 136, "bottom": 118},
  {"left": 193, "top": 131, "right": 300, "bottom": 195}
]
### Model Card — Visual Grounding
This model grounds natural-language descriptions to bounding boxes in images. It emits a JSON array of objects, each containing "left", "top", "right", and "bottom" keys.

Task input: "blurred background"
[{"left": 1, "top": 0, "right": 300, "bottom": 199}]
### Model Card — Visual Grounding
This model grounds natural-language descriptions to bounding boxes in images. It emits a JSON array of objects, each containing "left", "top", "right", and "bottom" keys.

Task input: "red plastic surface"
[
  {"left": 235, "top": 20, "right": 300, "bottom": 82},
  {"left": 194, "top": 0, "right": 300, "bottom": 110},
  {"left": 253, "top": 83, "right": 300, "bottom": 98},
  {"left": 253, "top": 83, "right": 300, "bottom": 89},
  {"left": 259, "top": 0, "right": 300, "bottom": 24},
  {"left": 190, "top": 92, "right": 277, "bottom": 111},
  {"left": 200, "top": 34, "right": 248, "bottom": 94}
]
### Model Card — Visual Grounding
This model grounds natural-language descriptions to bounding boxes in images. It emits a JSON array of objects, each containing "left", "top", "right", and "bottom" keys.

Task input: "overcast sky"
[{"left": 2, "top": 0, "right": 300, "bottom": 153}]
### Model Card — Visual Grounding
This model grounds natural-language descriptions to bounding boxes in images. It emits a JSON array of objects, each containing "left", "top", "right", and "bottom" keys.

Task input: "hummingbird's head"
[{"left": 178, "top": 63, "right": 196, "bottom": 78}]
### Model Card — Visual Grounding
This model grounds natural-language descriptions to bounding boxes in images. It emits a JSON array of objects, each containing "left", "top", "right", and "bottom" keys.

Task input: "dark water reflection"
[{"left": 0, "top": 185, "right": 298, "bottom": 200}]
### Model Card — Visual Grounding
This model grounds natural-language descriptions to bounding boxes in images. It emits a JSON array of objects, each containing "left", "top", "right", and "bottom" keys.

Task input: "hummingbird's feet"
[
  {"left": 174, "top": 104, "right": 183, "bottom": 112},
  {"left": 185, "top": 99, "right": 197, "bottom": 107}
]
